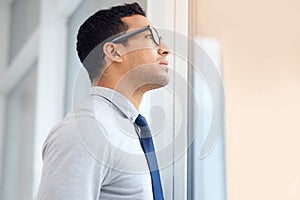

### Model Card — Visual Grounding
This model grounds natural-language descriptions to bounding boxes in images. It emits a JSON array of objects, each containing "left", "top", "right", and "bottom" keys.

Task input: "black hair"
[{"left": 76, "top": 2, "right": 146, "bottom": 82}]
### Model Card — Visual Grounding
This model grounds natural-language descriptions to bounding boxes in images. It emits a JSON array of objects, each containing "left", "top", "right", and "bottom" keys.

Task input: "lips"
[{"left": 159, "top": 61, "right": 169, "bottom": 66}]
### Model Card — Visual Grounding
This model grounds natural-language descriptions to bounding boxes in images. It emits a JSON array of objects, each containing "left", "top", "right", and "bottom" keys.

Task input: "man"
[{"left": 38, "top": 2, "right": 170, "bottom": 200}]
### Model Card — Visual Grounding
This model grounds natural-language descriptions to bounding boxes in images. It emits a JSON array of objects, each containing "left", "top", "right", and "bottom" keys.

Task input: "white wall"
[{"left": 196, "top": 0, "right": 300, "bottom": 199}]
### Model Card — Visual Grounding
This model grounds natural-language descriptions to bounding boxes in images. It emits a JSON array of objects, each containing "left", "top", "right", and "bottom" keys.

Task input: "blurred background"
[
  {"left": 195, "top": 0, "right": 300, "bottom": 199},
  {"left": 0, "top": 0, "right": 299, "bottom": 199}
]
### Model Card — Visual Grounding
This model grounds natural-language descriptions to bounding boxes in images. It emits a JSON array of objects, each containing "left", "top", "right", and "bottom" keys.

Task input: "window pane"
[
  {"left": 1, "top": 64, "right": 37, "bottom": 200},
  {"left": 188, "top": 38, "right": 226, "bottom": 200},
  {"left": 9, "top": 0, "right": 39, "bottom": 64}
]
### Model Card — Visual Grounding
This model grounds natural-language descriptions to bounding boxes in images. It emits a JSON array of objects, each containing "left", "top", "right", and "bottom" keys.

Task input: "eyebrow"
[{"left": 111, "top": 26, "right": 150, "bottom": 43}]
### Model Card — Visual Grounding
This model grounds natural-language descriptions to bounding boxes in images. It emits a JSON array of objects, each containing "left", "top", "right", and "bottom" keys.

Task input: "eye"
[{"left": 145, "top": 34, "right": 153, "bottom": 40}]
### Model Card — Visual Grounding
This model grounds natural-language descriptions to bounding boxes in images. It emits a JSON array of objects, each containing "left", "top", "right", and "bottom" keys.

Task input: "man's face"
[{"left": 116, "top": 14, "right": 170, "bottom": 92}]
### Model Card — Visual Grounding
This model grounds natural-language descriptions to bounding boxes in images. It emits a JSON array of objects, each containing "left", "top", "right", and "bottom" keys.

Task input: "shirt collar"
[{"left": 89, "top": 86, "right": 139, "bottom": 123}]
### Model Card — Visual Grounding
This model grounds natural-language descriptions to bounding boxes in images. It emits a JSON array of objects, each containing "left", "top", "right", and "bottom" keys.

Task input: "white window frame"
[{"left": 0, "top": 0, "right": 11, "bottom": 188}]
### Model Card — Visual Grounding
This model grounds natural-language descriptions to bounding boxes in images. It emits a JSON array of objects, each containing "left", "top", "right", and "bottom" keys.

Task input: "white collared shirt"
[{"left": 37, "top": 86, "right": 153, "bottom": 200}]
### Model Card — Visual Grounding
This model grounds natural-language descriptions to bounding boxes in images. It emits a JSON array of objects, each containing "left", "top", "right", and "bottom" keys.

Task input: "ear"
[{"left": 103, "top": 42, "right": 123, "bottom": 63}]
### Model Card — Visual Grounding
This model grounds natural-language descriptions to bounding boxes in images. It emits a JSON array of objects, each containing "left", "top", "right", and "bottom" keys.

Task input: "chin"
[
  {"left": 144, "top": 75, "right": 170, "bottom": 91},
  {"left": 158, "top": 75, "right": 170, "bottom": 87}
]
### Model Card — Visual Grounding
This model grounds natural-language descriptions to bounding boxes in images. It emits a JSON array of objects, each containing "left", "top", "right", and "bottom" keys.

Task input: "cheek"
[
  {"left": 134, "top": 49, "right": 157, "bottom": 64},
  {"left": 122, "top": 47, "right": 158, "bottom": 71}
]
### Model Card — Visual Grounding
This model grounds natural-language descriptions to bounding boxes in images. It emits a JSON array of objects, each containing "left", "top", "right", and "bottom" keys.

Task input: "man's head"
[{"left": 76, "top": 2, "right": 170, "bottom": 93}]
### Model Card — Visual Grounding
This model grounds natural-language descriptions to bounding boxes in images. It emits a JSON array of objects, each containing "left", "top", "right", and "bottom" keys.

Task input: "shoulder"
[{"left": 42, "top": 107, "right": 112, "bottom": 166}]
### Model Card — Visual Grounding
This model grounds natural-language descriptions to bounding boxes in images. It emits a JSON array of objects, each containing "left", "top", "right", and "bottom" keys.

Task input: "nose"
[{"left": 158, "top": 42, "right": 170, "bottom": 56}]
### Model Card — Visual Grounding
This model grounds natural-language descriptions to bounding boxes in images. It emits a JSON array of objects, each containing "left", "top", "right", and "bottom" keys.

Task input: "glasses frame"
[{"left": 101, "top": 25, "right": 162, "bottom": 59}]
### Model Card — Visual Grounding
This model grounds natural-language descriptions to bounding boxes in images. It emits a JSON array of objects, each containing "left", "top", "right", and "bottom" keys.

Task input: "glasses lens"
[{"left": 150, "top": 27, "right": 161, "bottom": 46}]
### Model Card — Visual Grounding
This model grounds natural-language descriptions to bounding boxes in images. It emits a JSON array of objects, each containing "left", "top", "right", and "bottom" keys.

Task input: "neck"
[
  {"left": 93, "top": 79, "right": 146, "bottom": 110},
  {"left": 129, "top": 88, "right": 146, "bottom": 109}
]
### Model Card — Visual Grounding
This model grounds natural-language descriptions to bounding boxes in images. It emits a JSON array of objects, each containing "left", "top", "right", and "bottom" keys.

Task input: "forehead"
[{"left": 121, "top": 14, "right": 152, "bottom": 31}]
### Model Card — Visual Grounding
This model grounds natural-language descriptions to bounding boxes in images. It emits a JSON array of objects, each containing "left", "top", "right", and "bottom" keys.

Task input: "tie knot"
[{"left": 135, "top": 114, "right": 148, "bottom": 127}]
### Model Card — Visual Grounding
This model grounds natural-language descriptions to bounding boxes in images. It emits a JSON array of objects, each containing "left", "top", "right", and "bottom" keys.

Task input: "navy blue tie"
[{"left": 135, "top": 114, "right": 164, "bottom": 200}]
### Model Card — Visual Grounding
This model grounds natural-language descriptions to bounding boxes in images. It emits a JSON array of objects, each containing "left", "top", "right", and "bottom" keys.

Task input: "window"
[
  {"left": 1, "top": 65, "right": 37, "bottom": 200},
  {"left": 0, "top": 0, "right": 39, "bottom": 199},
  {"left": 8, "top": 0, "right": 39, "bottom": 64}
]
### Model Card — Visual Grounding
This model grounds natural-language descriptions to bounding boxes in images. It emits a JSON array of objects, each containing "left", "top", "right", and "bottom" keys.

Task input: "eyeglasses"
[
  {"left": 112, "top": 25, "right": 162, "bottom": 46},
  {"left": 101, "top": 25, "right": 163, "bottom": 59}
]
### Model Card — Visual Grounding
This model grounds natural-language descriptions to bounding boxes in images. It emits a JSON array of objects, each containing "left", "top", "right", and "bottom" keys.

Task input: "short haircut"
[{"left": 76, "top": 2, "right": 146, "bottom": 83}]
